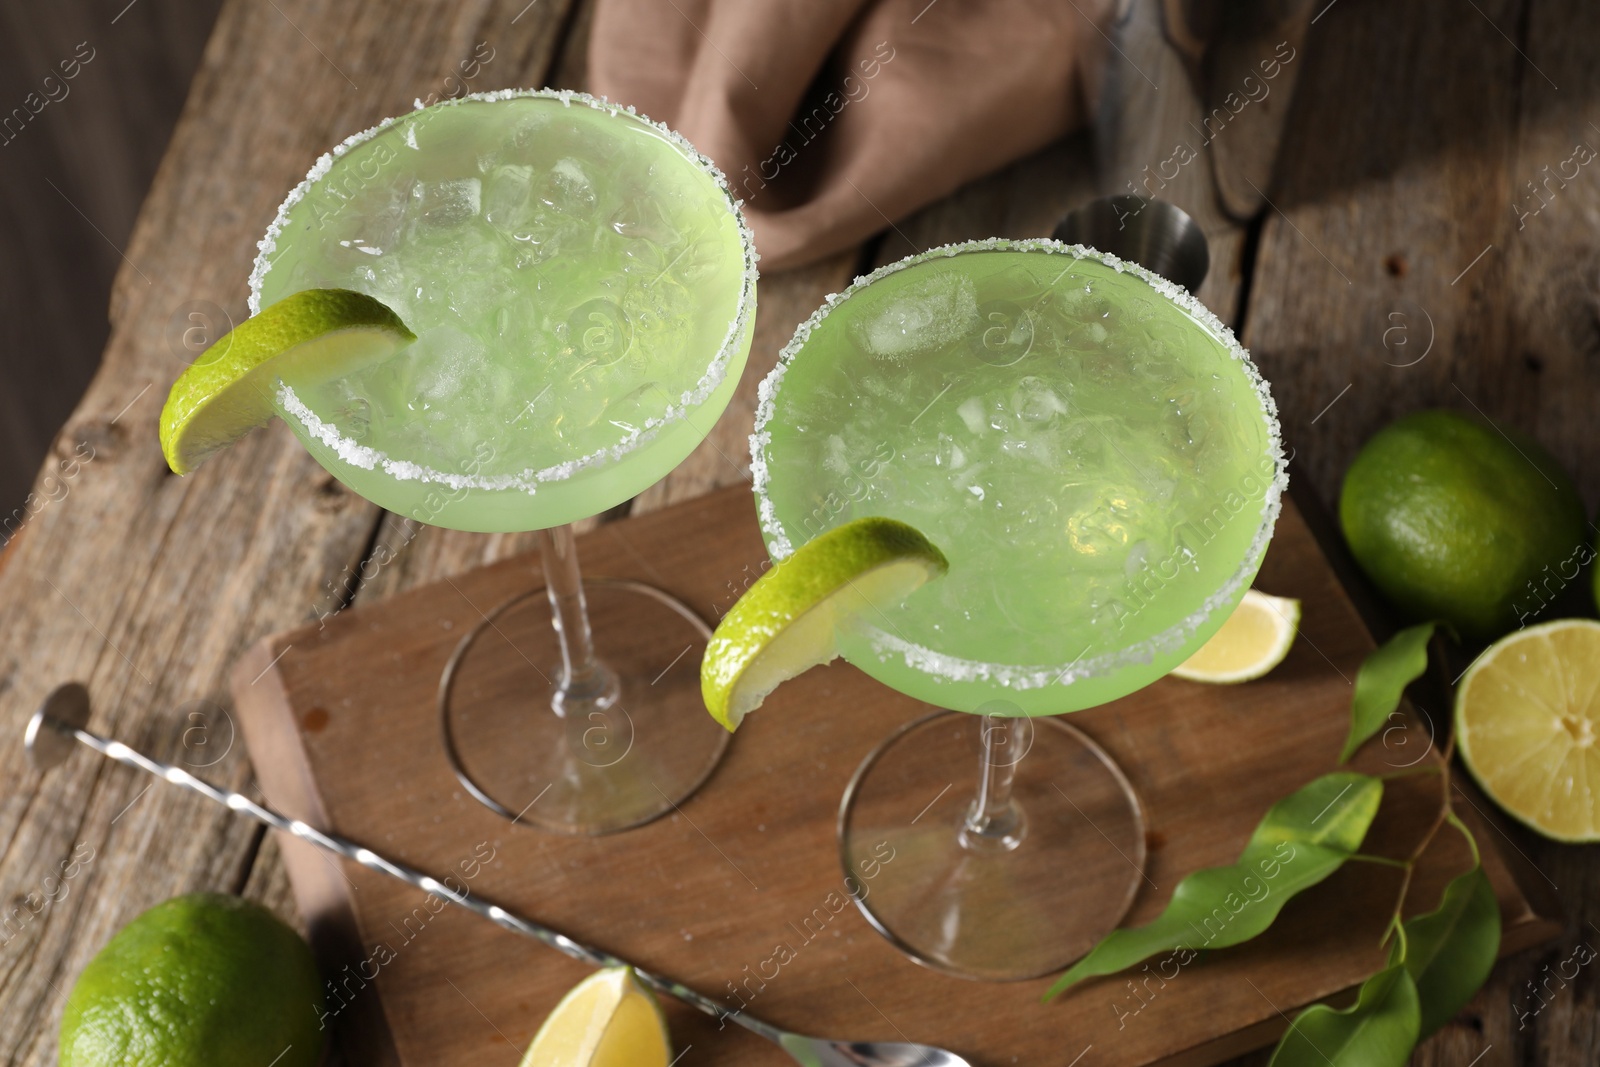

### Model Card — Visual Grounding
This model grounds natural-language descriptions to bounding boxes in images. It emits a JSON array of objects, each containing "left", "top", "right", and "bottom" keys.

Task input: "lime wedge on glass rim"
[
  {"left": 520, "top": 966, "right": 670, "bottom": 1067},
  {"left": 701, "top": 517, "right": 948, "bottom": 731},
  {"left": 158, "top": 288, "right": 414, "bottom": 475}
]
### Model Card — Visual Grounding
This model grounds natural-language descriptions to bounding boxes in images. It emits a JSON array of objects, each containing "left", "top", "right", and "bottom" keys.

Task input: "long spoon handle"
[{"left": 35, "top": 708, "right": 783, "bottom": 1044}]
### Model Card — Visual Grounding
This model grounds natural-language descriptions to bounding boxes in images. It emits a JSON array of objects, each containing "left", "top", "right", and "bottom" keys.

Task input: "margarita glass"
[
  {"left": 253, "top": 90, "right": 758, "bottom": 835},
  {"left": 752, "top": 239, "right": 1284, "bottom": 978}
]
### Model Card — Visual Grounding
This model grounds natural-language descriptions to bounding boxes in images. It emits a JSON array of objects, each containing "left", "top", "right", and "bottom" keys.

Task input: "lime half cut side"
[
  {"left": 702, "top": 517, "right": 948, "bottom": 731},
  {"left": 159, "top": 288, "right": 414, "bottom": 475},
  {"left": 520, "top": 967, "right": 670, "bottom": 1067},
  {"left": 1456, "top": 618, "right": 1600, "bottom": 842},
  {"left": 1170, "top": 589, "right": 1300, "bottom": 684}
]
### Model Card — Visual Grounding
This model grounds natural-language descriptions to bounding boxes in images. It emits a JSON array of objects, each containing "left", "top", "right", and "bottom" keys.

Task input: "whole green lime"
[
  {"left": 60, "top": 893, "right": 324, "bottom": 1067},
  {"left": 1339, "top": 409, "right": 1585, "bottom": 642}
]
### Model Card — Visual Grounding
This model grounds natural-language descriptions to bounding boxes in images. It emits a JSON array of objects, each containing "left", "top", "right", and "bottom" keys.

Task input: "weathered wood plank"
[
  {"left": 1241, "top": 0, "right": 1548, "bottom": 508},
  {"left": 0, "top": 0, "right": 224, "bottom": 518},
  {"left": 0, "top": 3, "right": 576, "bottom": 1065},
  {"left": 1239, "top": 1, "right": 1599, "bottom": 1064}
]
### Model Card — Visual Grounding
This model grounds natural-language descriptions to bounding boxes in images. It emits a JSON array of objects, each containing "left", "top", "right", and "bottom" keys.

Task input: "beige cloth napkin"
[{"left": 588, "top": 0, "right": 1113, "bottom": 271}]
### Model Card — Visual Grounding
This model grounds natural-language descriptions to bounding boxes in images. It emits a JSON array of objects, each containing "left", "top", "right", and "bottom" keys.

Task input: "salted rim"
[
  {"left": 248, "top": 88, "right": 759, "bottom": 494},
  {"left": 749, "top": 237, "right": 1288, "bottom": 691}
]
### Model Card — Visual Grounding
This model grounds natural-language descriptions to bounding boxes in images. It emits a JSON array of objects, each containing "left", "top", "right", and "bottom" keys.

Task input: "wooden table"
[{"left": 1, "top": 1, "right": 1596, "bottom": 1065}]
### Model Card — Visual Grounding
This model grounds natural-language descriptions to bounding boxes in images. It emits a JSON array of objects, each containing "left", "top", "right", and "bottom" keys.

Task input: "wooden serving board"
[{"left": 232, "top": 485, "right": 1558, "bottom": 1067}]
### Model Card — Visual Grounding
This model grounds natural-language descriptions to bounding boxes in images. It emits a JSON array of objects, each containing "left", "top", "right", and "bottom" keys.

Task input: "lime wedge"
[
  {"left": 158, "top": 288, "right": 413, "bottom": 475},
  {"left": 1456, "top": 618, "right": 1600, "bottom": 842},
  {"left": 702, "top": 517, "right": 948, "bottom": 731},
  {"left": 520, "top": 967, "right": 670, "bottom": 1067},
  {"left": 1170, "top": 589, "right": 1300, "bottom": 684}
]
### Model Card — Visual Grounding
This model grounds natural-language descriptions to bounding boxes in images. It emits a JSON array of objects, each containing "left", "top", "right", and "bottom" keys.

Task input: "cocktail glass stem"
[
  {"left": 837, "top": 709, "right": 1145, "bottom": 979},
  {"left": 536, "top": 524, "right": 621, "bottom": 729},
  {"left": 439, "top": 521, "right": 728, "bottom": 835},
  {"left": 960, "top": 714, "right": 1027, "bottom": 850}
]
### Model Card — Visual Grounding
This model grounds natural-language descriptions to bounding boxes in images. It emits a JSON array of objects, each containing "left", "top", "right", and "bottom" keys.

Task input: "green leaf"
[
  {"left": 1340, "top": 622, "right": 1435, "bottom": 763},
  {"left": 1045, "top": 773, "right": 1382, "bottom": 999},
  {"left": 1268, "top": 964, "right": 1420, "bottom": 1067},
  {"left": 1390, "top": 865, "right": 1500, "bottom": 1038}
]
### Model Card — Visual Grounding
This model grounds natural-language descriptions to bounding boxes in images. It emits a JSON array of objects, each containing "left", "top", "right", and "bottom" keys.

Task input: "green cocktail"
[
  {"left": 253, "top": 91, "right": 758, "bottom": 835},
  {"left": 755, "top": 240, "right": 1279, "bottom": 713},
  {"left": 752, "top": 239, "right": 1284, "bottom": 978},
  {"left": 255, "top": 90, "right": 752, "bottom": 532}
]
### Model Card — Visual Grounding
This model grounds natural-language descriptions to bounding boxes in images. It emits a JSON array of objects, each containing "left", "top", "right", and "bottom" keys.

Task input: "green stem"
[
  {"left": 1445, "top": 809, "right": 1481, "bottom": 866},
  {"left": 1383, "top": 678, "right": 1473, "bottom": 940},
  {"left": 1385, "top": 913, "right": 1411, "bottom": 960},
  {"left": 1378, "top": 764, "right": 1442, "bottom": 782}
]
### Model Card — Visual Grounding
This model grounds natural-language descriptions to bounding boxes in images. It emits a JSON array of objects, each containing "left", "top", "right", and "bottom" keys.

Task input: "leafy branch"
[
  {"left": 1046, "top": 624, "right": 1499, "bottom": 1066},
  {"left": 1044, "top": 773, "right": 1382, "bottom": 1000}
]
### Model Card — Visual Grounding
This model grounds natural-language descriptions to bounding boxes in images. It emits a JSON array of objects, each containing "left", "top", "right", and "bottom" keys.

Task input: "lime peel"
[
  {"left": 701, "top": 517, "right": 948, "bottom": 731},
  {"left": 60, "top": 892, "right": 323, "bottom": 1067},
  {"left": 159, "top": 288, "right": 413, "bottom": 475}
]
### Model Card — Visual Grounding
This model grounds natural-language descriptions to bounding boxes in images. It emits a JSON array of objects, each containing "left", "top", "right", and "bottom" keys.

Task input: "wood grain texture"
[
  {"left": 4, "top": 0, "right": 1598, "bottom": 1064},
  {"left": 1242, "top": 0, "right": 1597, "bottom": 508},
  {"left": 0, "top": 0, "right": 224, "bottom": 521},
  {"left": 1240, "top": 2, "right": 1600, "bottom": 1065},
  {"left": 234, "top": 485, "right": 1554, "bottom": 1067},
  {"left": 0, "top": 3, "right": 575, "bottom": 1065}
]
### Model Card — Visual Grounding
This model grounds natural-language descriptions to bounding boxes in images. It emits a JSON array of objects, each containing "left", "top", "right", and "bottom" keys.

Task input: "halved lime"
[
  {"left": 158, "top": 288, "right": 413, "bottom": 475},
  {"left": 1170, "top": 589, "right": 1300, "bottom": 684},
  {"left": 1456, "top": 618, "right": 1600, "bottom": 842},
  {"left": 520, "top": 967, "right": 670, "bottom": 1067},
  {"left": 701, "top": 517, "right": 948, "bottom": 730}
]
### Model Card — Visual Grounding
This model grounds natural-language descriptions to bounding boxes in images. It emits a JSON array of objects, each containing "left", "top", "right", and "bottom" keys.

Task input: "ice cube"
[
  {"left": 951, "top": 460, "right": 987, "bottom": 493},
  {"left": 936, "top": 435, "right": 966, "bottom": 470},
  {"left": 623, "top": 277, "right": 691, "bottom": 364},
  {"left": 323, "top": 180, "right": 412, "bottom": 266},
  {"left": 446, "top": 272, "right": 516, "bottom": 332},
  {"left": 409, "top": 326, "right": 483, "bottom": 406},
  {"left": 551, "top": 380, "right": 611, "bottom": 446},
  {"left": 507, "top": 113, "right": 552, "bottom": 155},
  {"left": 956, "top": 396, "right": 987, "bottom": 434},
  {"left": 853, "top": 272, "right": 979, "bottom": 361},
  {"left": 414, "top": 178, "right": 482, "bottom": 230},
  {"left": 483, "top": 165, "right": 534, "bottom": 231},
  {"left": 1062, "top": 485, "right": 1132, "bottom": 562},
  {"left": 972, "top": 300, "right": 1035, "bottom": 367},
  {"left": 1010, "top": 376, "right": 1068, "bottom": 425},
  {"left": 540, "top": 157, "right": 597, "bottom": 216},
  {"left": 610, "top": 197, "right": 681, "bottom": 245},
  {"left": 602, "top": 381, "right": 665, "bottom": 435},
  {"left": 565, "top": 297, "right": 632, "bottom": 368}
]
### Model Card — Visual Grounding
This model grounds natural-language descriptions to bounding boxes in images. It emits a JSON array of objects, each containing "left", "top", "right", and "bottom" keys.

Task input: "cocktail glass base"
[
  {"left": 839, "top": 710, "right": 1147, "bottom": 981},
  {"left": 438, "top": 578, "right": 728, "bottom": 836}
]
